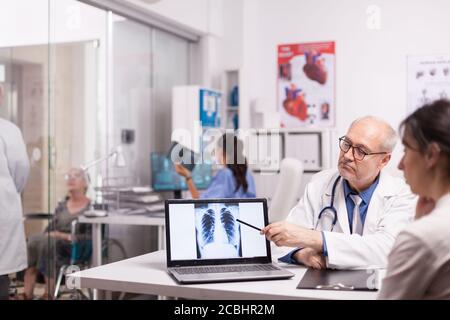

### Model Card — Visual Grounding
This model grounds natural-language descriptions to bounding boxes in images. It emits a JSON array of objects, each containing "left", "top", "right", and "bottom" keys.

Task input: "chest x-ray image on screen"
[{"left": 195, "top": 203, "right": 242, "bottom": 259}]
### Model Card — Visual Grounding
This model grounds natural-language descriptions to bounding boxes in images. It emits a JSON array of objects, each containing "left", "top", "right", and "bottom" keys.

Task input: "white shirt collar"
[{"left": 435, "top": 192, "right": 450, "bottom": 211}]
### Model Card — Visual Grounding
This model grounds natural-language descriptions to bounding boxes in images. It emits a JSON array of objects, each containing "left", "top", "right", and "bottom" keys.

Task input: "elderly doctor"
[
  {"left": 0, "top": 119, "right": 30, "bottom": 300},
  {"left": 261, "top": 116, "right": 416, "bottom": 270}
]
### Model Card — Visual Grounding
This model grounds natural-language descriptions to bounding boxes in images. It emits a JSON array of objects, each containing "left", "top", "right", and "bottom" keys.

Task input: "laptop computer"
[{"left": 165, "top": 198, "right": 294, "bottom": 284}]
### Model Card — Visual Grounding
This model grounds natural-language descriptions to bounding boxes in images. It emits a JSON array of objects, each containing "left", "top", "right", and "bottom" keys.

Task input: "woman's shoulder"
[
  {"left": 220, "top": 166, "right": 255, "bottom": 184},
  {"left": 52, "top": 199, "right": 69, "bottom": 218},
  {"left": 216, "top": 167, "right": 234, "bottom": 179},
  {"left": 399, "top": 210, "right": 450, "bottom": 249},
  {"left": 55, "top": 198, "right": 69, "bottom": 210}
]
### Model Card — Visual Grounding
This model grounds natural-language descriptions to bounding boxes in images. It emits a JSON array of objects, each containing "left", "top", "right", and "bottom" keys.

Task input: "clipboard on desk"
[{"left": 297, "top": 269, "right": 379, "bottom": 291}]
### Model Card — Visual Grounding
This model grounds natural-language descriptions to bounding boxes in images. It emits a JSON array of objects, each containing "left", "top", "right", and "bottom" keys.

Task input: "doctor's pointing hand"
[
  {"left": 261, "top": 222, "right": 322, "bottom": 252},
  {"left": 261, "top": 222, "right": 326, "bottom": 269}
]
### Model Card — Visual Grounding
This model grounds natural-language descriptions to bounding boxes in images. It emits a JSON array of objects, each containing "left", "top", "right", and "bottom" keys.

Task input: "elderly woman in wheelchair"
[{"left": 19, "top": 167, "right": 91, "bottom": 300}]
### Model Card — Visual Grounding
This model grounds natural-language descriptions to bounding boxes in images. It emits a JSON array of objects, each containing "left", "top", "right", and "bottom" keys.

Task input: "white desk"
[
  {"left": 69, "top": 250, "right": 380, "bottom": 300},
  {"left": 79, "top": 212, "right": 166, "bottom": 267}
]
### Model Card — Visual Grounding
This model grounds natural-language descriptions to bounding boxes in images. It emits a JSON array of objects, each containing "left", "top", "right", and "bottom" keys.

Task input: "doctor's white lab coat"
[
  {"left": 0, "top": 119, "right": 30, "bottom": 275},
  {"left": 281, "top": 169, "right": 416, "bottom": 270}
]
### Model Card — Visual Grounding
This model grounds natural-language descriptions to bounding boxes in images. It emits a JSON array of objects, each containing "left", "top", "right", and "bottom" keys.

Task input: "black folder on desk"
[{"left": 297, "top": 269, "right": 378, "bottom": 291}]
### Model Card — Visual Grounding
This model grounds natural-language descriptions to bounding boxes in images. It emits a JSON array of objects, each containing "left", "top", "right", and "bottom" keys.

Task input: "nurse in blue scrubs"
[{"left": 175, "top": 133, "right": 256, "bottom": 199}]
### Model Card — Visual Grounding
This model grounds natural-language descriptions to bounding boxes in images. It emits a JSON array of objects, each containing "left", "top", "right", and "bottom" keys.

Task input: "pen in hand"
[{"left": 236, "top": 219, "right": 262, "bottom": 232}]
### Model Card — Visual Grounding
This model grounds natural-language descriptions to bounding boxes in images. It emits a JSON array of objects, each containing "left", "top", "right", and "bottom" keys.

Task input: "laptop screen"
[{"left": 165, "top": 198, "right": 271, "bottom": 267}]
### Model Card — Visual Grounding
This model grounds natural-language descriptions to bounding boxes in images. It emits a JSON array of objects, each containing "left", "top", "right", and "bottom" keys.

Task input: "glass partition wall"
[
  {"left": 0, "top": 0, "right": 193, "bottom": 299},
  {"left": 0, "top": 0, "right": 55, "bottom": 299}
]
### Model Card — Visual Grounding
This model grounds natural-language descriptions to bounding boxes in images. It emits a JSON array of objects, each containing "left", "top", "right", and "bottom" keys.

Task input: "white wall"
[
  {"left": 0, "top": 0, "right": 48, "bottom": 47},
  {"left": 219, "top": 0, "right": 243, "bottom": 70},
  {"left": 0, "top": 0, "right": 107, "bottom": 47},
  {"left": 124, "top": 0, "right": 226, "bottom": 89},
  {"left": 238, "top": 0, "right": 450, "bottom": 168},
  {"left": 125, "top": 0, "right": 223, "bottom": 36}
]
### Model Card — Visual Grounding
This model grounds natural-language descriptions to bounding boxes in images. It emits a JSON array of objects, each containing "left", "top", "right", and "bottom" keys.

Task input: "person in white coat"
[
  {"left": 378, "top": 99, "right": 450, "bottom": 299},
  {"left": 0, "top": 119, "right": 30, "bottom": 300},
  {"left": 261, "top": 116, "right": 416, "bottom": 270}
]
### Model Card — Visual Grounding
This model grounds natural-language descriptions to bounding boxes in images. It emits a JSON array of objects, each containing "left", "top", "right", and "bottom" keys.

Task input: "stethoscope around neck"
[{"left": 314, "top": 176, "right": 341, "bottom": 231}]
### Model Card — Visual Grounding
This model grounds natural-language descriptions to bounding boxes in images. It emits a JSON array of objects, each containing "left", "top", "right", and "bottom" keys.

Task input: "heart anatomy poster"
[
  {"left": 407, "top": 54, "right": 450, "bottom": 114},
  {"left": 277, "top": 41, "right": 335, "bottom": 128}
]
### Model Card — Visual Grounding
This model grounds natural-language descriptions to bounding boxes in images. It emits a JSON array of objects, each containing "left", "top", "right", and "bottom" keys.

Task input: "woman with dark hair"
[
  {"left": 175, "top": 133, "right": 256, "bottom": 199},
  {"left": 378, "top": 99, "right": 450, "bottom": 299}
]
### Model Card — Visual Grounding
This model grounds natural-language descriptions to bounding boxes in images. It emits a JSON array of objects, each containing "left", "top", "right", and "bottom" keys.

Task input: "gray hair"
[{"left": 350, "top": 116, "right": 397, "bottom": 152}]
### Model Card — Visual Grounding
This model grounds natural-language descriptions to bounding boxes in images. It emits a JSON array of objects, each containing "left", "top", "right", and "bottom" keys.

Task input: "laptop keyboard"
[{"left": 174, "top": 264, "right": 280, "bottom": 275}]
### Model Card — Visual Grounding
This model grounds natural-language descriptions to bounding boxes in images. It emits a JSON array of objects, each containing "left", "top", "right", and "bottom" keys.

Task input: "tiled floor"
[
  {"left": 10, "top": 276, "right": 157, "bottom": 300},
  {"left": 9, "top": 277, "right": 88, "bottom": 300},
  {"left": 9, "top": 281, "right": 47, "bottom": 300}
]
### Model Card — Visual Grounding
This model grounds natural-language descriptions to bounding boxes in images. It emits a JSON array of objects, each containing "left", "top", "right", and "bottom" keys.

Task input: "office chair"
[{"left": 268, "top": 158, "right": 304, "bottom": 222}]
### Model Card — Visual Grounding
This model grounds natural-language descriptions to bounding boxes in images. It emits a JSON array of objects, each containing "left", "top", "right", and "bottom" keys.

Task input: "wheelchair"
[{"left": 53, "top": 219, "right": 128, "bottom": 300}]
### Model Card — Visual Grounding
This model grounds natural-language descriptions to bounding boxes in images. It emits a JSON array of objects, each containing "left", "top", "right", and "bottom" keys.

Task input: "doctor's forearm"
[{"left": 296, "top": 230, "right": 323, "bottom": 253}]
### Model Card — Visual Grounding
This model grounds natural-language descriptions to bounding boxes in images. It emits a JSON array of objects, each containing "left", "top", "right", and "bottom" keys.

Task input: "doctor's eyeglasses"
[{"left": 339, "top": 137, "right": 387, "bottom": 161}]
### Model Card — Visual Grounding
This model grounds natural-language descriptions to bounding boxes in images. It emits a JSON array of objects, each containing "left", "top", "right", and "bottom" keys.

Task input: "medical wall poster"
[
  {"left": 407, "top": 54, "right": 450, "bottom": 114},
  {"left": 278, "top": 41, "right": 335, "bottom": 128}
]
